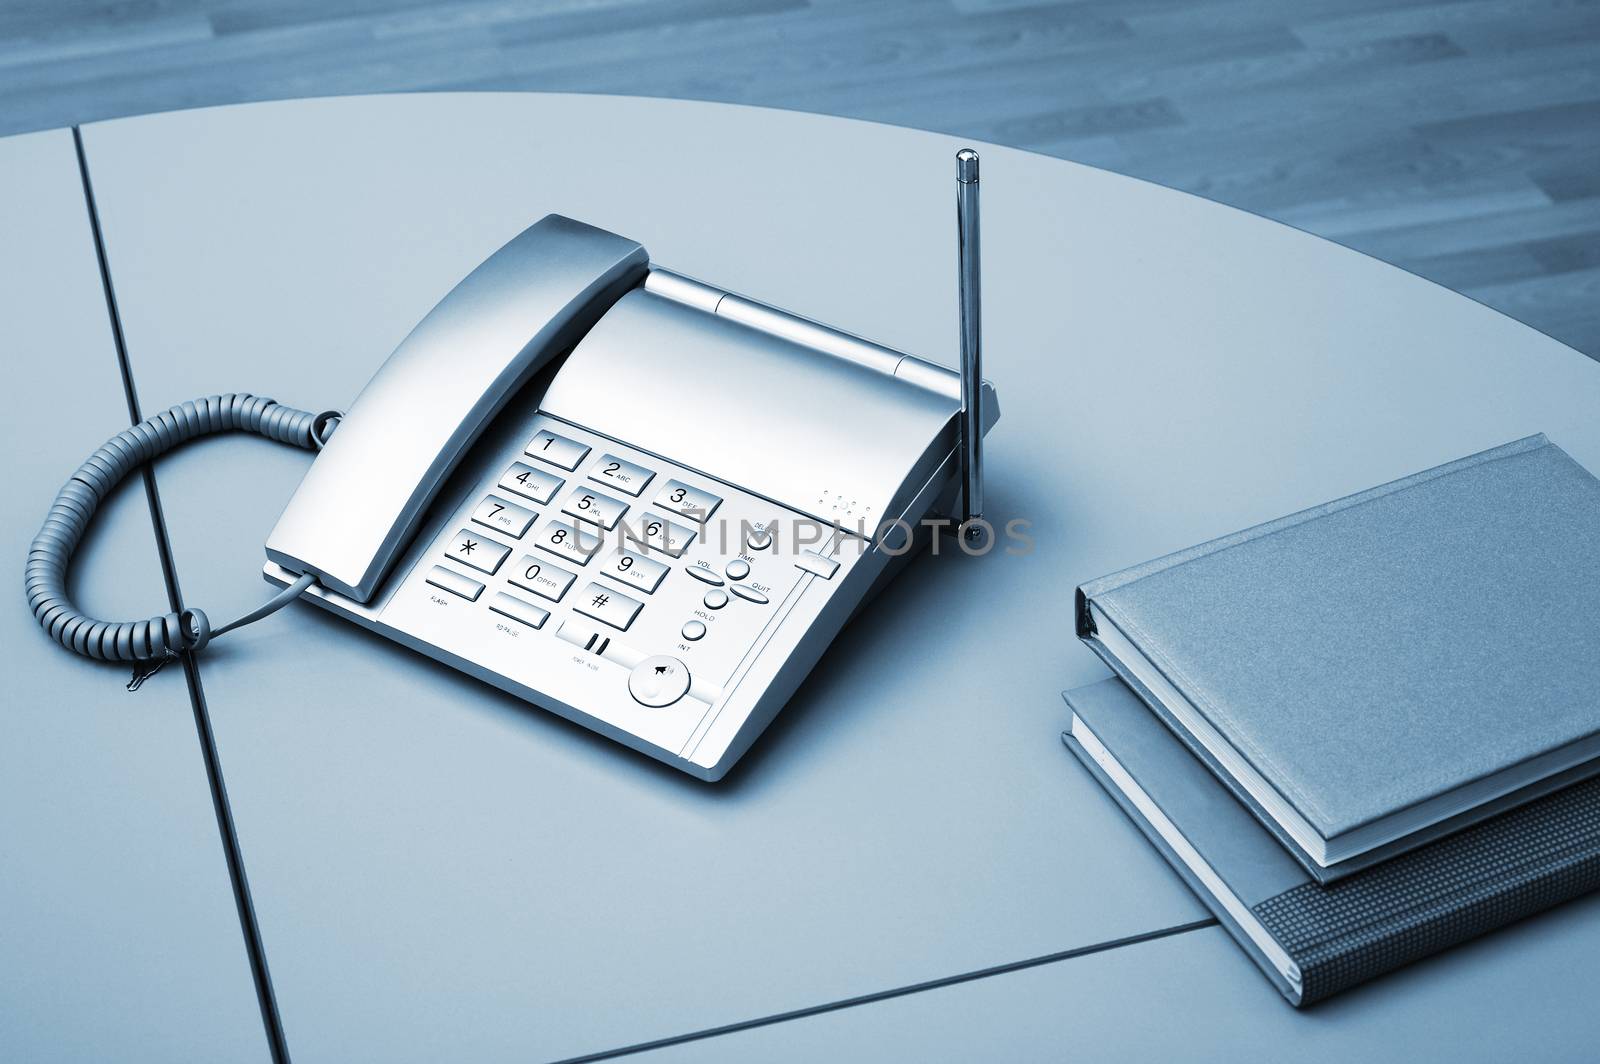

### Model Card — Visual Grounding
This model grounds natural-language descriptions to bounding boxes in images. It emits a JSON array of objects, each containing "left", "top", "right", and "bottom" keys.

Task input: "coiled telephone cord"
[{"left": 26, "top": 393, "right": 337, "bottom": 672}]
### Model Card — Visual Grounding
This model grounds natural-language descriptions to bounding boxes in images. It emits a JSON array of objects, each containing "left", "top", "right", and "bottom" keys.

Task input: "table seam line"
[
  {"left": 72, "top": 123, "right": 294, "bottom": 1064},
  {"left": 545, "top": 917, "right": 1219, "bottom": 1063}
]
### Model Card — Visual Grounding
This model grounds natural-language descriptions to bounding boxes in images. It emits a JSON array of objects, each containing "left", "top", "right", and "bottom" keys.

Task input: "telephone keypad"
[
  {"left": 489, "top": 592, "right": 550, "bottom": 629},
  {"left": 590, "top": 455, "right": 655, "bottom": 497},
  {"left": 526, "top": 429, "right": 590, "bottom": 470},
  {"left": 499, "top": 462, "right": 563, "bottom": 505},
  {"left": 561, "top": 489, "right": 629, "bottom": 530},
  {"left": 654, "top": 480, "right": 721, "bottom": 522},
  {"left": 426, "top": 564, "right": 484, "bottom": 601},
  {"left": 472, "top": 495, "right": 536, "bottom": 538},
  {"left": 601, "top": 549, "right": 668, "bottom": 595},
  {"left": 392, "top": 414, "right": 844, "bottom": 765},
  {"left": 575, "top": 582, "right": 643, "bottom": 631},
  {"left": 534, "top": 519, "right": 604, "bottom": 566},
  {"left": 449, "top": 529, "right": 511, "bottom": 575},
  {"left": 509, "top": 555, "right": 576, "bottom": 602}
]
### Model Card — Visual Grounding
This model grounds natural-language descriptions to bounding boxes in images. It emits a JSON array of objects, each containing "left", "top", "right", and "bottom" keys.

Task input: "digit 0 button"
[
  {"left": 590, "top": 454, "right": 655, "bottom": 497},
  {"left": 629, "top": 656, "right": 691, "bottom": 708},
  {"left": 509, "top": 555, "right": 576, "bottom": 602},
  {"left": 526, "top": 429, "right": 590, "bottom": 470}
]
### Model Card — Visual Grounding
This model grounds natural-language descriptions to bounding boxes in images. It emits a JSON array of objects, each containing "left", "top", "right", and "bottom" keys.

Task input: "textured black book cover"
[
  {"left": 1065, "top": 679, "right": 1600, "bottom": 1006},
  {"left": 1254, "top": 775, "right": 1600, "bottom": 1004}
]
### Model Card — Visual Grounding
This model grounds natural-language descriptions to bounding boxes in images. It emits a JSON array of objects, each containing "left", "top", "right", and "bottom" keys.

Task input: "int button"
[{"left": 681, "top": 620, "right": 706, "bottom": 641}]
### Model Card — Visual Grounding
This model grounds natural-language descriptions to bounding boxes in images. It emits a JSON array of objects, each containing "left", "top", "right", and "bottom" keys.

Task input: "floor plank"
[{"left": 0, "top": 0, "right": 1594, "bottom": 355}]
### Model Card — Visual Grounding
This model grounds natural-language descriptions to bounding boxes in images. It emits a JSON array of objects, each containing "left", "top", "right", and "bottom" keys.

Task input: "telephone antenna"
[{"left": 956, "top": 148, "right": 984, "bottom": 540}]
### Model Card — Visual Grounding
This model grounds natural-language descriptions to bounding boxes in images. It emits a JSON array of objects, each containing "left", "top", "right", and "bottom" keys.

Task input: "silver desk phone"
[{"left": 260, "top": 173, "right": 997, "bottom": 779}]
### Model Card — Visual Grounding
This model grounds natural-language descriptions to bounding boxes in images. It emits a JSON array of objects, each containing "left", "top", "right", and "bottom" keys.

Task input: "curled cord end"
[{"left": 127, "top": 656, "right": 172, "bottom": 691}]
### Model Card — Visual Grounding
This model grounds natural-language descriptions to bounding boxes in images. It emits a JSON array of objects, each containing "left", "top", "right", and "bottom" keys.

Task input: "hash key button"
[
  {"left": 574, "top": 581, "right": 643, "bottom": 631},
  {"left": 448, "top": 528, "right": 510, "bottom": 575}
]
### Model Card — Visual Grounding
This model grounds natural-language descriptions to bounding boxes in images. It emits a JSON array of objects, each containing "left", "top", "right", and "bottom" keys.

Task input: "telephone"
[{"left": 29, "top": 154, "right": 997, "bottom": 780}]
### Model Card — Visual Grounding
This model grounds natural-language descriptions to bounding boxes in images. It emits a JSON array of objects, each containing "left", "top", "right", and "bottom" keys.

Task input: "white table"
[{"left": 15, "top": 93, "right": 1599, "bottom": 1061}]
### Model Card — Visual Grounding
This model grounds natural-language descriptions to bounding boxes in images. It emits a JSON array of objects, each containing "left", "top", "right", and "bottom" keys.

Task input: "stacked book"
[{"left": 1064, "top": 435, "right": 1600, "bottom": 1005}]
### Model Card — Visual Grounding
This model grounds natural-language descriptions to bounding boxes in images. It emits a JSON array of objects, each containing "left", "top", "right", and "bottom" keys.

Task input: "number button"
[
  {"left": 533, "top": 519, "right": 605, "bottom": 566},
  {"left": 653, "top": 479, "right": 722, "bottom": 523},
  {"left": 498, "top": 462, "right": 563, "bottom": 505},
  {"left": 589, "top": 455, "right": 655, "bottom": 497},
  {"left": 601, "top": 549, "right": 668, "bottom": 594},
  {"left": 560, "top": 489, "right": 629, "bottom": 530},
  {"left": 471, "top": 495, "right": 535, "bottom": 538},
  {"left": 526, "top": 429, "right": 590, "bottom": 470},
  {"left": 625, "top": 514, "right": 698, "bottom": 558},
  {"left": 574, "top": 581, "right": 644, "bottom": 631},
  {"left": 509, "top": 555, "right": 577, "bottom": 602},
  {"left": 447, "top": 529, "right": 510, "bottom": 575}
]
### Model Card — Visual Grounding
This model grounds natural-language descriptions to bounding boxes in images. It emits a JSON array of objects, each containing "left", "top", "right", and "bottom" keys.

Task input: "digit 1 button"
[
  {"left": 681, "top": 620, "right": 706, "bottom": 641},
  {"left": 526, "top": 429, "right": 590, "bottom": 470}
]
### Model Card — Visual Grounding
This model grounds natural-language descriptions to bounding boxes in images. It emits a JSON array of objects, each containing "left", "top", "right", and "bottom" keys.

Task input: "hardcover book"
[
  {"left": 1076, "top": 435, "right": 1600, "bottom": 881},
  {"left": 1064, "top": 678, "right": 1600, "bottom": 1006}
]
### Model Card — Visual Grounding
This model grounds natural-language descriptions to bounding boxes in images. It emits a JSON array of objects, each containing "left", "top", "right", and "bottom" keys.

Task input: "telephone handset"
[
  {"left": 265, "top": 217, "right": 647, "bottom": 601},
  {"left": 30, "top": 155, "right": 997, "bottom": 779}
]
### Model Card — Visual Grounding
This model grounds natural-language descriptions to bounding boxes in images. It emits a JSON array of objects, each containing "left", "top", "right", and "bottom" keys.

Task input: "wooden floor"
[{"left": 3, "top": 0, "right": 1596, "bottom": 356}]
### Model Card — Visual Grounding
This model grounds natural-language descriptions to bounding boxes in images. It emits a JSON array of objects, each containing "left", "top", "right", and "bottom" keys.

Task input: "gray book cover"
[
  {"left": 1076, "top": 434, "right": 1600, "bottom": 880},
  {"left": 1064, "top": 678, "right": 1600, "bottom": 1006}
]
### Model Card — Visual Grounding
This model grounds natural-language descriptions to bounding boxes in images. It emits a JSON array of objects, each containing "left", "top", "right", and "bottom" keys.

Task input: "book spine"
[{"left": 1253, "top": 794, "right": 1600, "bottom": 1005}]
